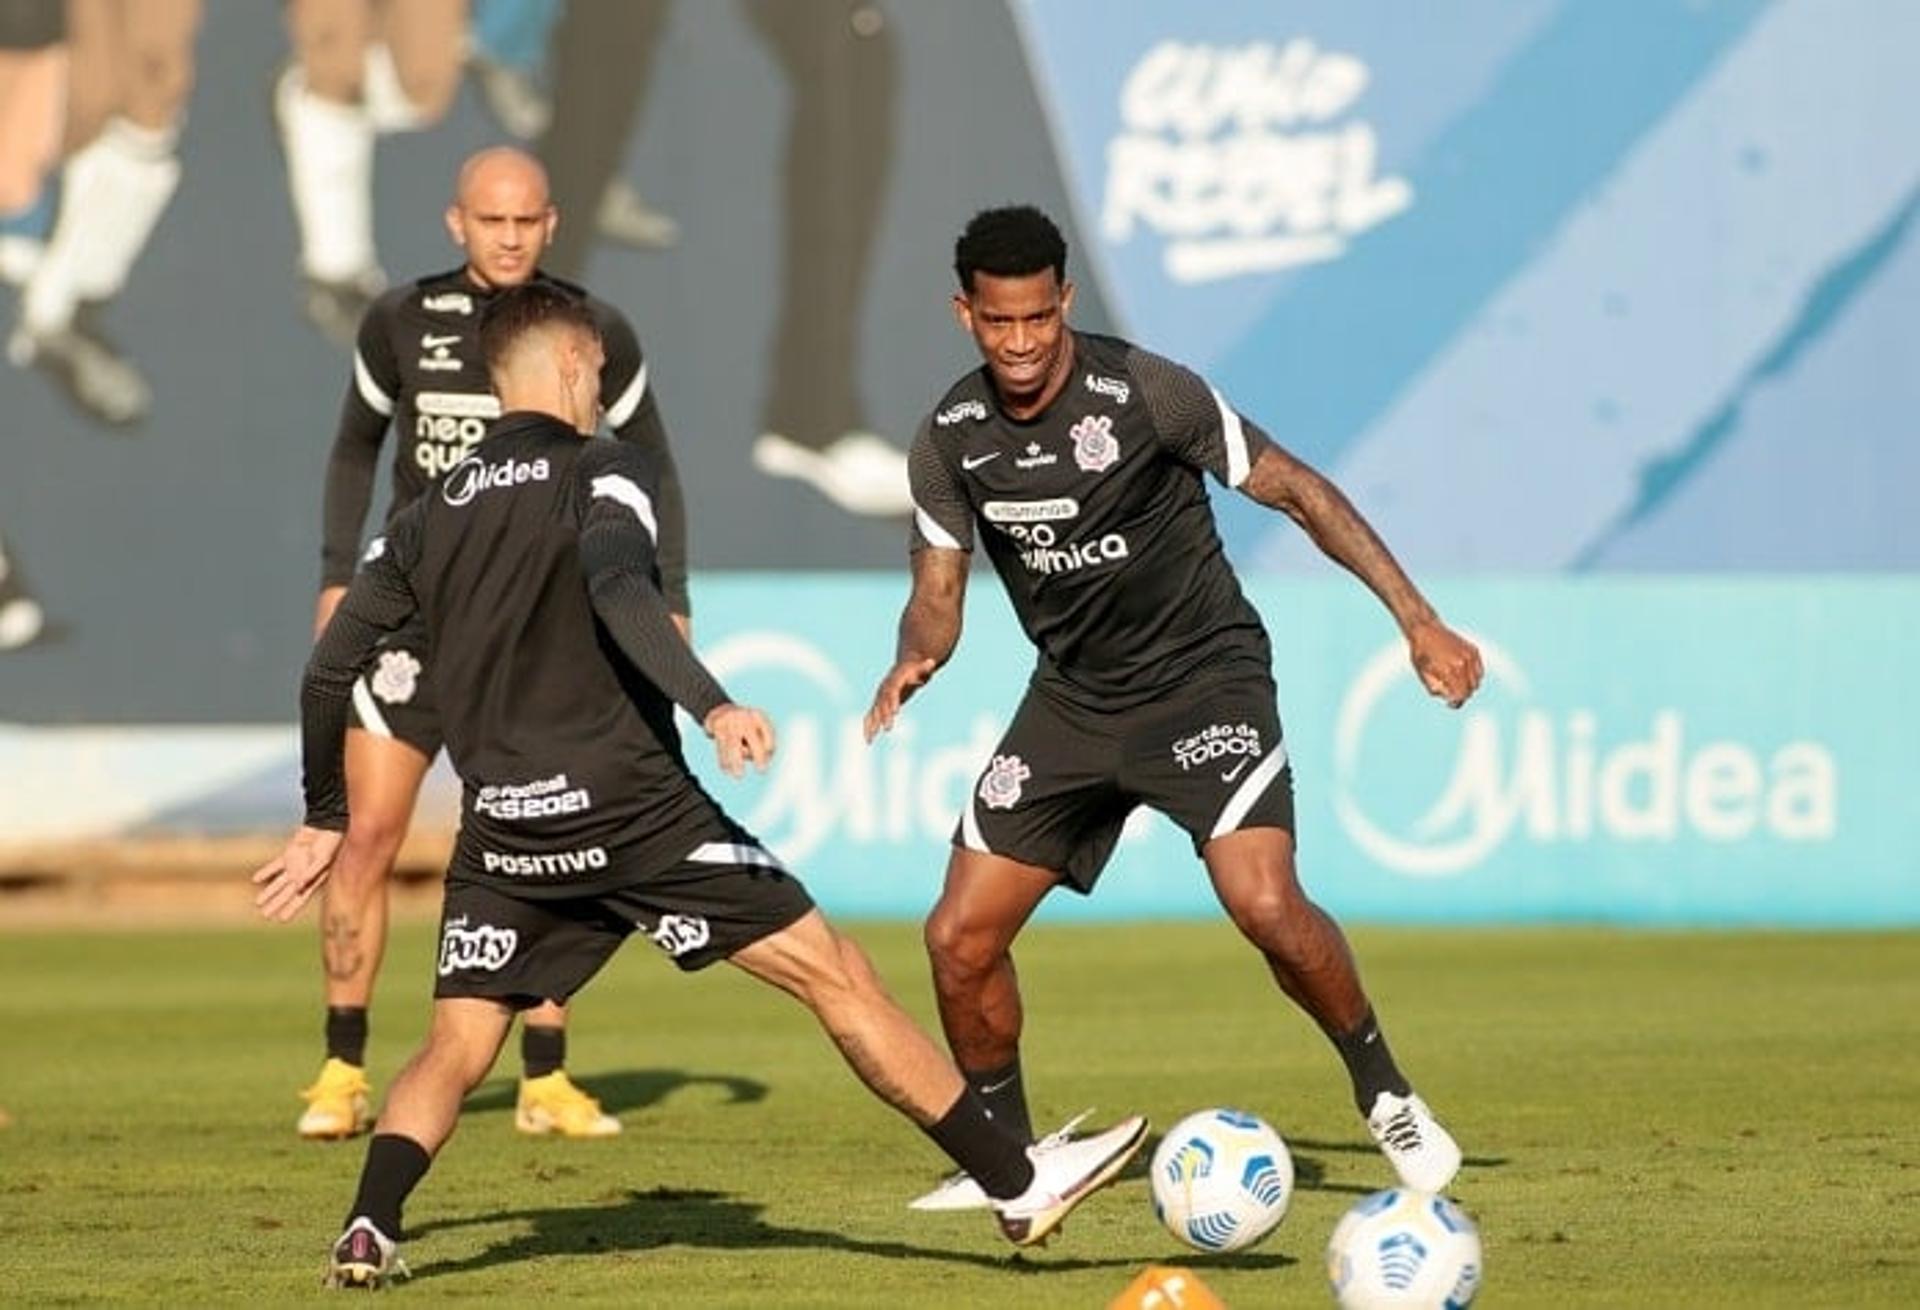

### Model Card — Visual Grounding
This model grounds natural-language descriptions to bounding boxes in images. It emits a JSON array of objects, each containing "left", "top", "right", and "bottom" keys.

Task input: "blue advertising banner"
[
  {"left": 1012, "top": 0, "right": 1920, "bottom": 574},
  {"left": 672, "top": 574, "right": 1911, "bottom": 927}
]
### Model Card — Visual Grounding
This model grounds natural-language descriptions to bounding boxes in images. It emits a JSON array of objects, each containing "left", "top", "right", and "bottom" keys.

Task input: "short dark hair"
[
  {"left": 479, "top": 282, "right": 600, "bottom": 375},
  {"left": 953, "top": 205, "right": 1067, "bottom": 293}
]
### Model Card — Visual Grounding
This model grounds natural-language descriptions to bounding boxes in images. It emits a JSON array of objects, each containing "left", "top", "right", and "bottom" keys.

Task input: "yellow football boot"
[
  {"left": 514, "top": 1070, "right": 621, "bottom": 1138},
  {"left": 298, "top": 1057, "right": 372, "bottom": 1141}
]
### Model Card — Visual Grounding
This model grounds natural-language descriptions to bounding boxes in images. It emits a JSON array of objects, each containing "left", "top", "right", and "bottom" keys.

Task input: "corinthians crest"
[
  {"left": 1070, "top": 414, "right": 1119, "bottom": 472},
  {"left": 371, "top": 649, "right": 423, "bottom": 704},
  {"left": 978, "top": 753, "right": 1032, "bottom": 810}
]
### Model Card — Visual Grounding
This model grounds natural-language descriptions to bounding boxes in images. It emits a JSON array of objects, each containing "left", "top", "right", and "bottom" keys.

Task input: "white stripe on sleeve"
[
  {"left": 354, "top": 350, "right": 395, "bottom": 417},
  {"left": 604, "top": 360, "right": 650, "bottom": 429},
  {"left": 914, "top": 503, "right": 962, "bottom": 550},
  {"left": 590, "top": 473, "right": 659, "bottom": 543},
  {"left": 1210, "top": 386, "right": 1250, "bottom": 487}
]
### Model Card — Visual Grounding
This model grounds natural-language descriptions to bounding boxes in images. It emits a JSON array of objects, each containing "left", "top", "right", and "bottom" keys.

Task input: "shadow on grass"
[
  {"left": 407, "top": 1187, "right": 1299, "bottom": 1279},
  {"left": 463, "top": 1068, "right": 768, "bottom": 1117},
  {"left": 1287, "top": 1137, "right": 1508, "bottom": 1170}
]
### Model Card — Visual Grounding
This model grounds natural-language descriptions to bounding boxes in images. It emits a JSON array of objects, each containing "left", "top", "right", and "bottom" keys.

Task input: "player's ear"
[
  {"left": 443, "top": 204, "right": 466, "bottom": 248},
  {"left": 1060, "top": 278, "right": 1076, "bottom": 318},
  {"left": 951, "top": 291, "right": 973, "bottom": 334},
  {"left": 542, "top": 205, "right": 558, "bottom": 243}
]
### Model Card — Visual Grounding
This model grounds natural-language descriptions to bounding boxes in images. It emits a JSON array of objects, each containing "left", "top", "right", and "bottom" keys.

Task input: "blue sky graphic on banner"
[{"left": 1013, "top": 0, "right": 1920, "bottom": 572}]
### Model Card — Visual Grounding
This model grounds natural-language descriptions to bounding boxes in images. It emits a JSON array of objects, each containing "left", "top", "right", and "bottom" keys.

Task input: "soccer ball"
[
  {"left": 1149, "top": 1108, "right": 1294, "bottom": 1252},
  {"left": 1326, "top": 1188, "right": 1482, "bottom": 1308}
]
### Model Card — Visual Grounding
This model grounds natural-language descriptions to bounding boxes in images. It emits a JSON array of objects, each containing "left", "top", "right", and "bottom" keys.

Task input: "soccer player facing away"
[
  {"left": 252, "top": 284, "right": 1148, "bottom": 1287},
  {"left": 865, "top": 206, "right": 1484, "bottom": 1210},
  {"left": 298, "top": 146, "right": 690, "bottom": 1142}
]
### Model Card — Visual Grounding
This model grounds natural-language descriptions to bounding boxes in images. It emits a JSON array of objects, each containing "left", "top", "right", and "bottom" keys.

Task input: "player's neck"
[{"left": 496, "top": 393, "right": 589, "bottom": 435}]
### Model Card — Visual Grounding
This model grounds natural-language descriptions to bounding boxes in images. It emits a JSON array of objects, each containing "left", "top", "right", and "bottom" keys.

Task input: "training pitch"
[{"left": 1, "top": 919, "right": 1914, "bottom": 1305}]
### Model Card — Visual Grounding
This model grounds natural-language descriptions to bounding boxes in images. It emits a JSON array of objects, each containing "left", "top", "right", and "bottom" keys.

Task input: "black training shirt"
[
  {"left": 909, "top": 332, "right": 1276, "bottom": 709},
  {"left": 304, "top": 413, "right": 733, "bottom": 896}
]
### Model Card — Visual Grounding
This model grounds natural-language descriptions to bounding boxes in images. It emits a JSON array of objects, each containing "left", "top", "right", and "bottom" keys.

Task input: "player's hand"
[
  {"left": 863, "top": 657, "right": 938, "bottom": 742},
  {"left": 704, "top": 702, "right": 775, "bottom": 778},
  {"left": 313, "top": 586, "right": 348, "bottom": 641},
  {"left": 250, "top": 825, "right": 345, "bottom": 922},
  {"left": 1407, "top": 619, "right": 1483, "bottom": 709}
]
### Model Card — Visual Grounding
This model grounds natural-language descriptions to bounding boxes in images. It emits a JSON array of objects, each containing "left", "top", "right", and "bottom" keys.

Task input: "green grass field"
[{"left": 2, "top": 919, "right": 1916, "bottom": 1305}]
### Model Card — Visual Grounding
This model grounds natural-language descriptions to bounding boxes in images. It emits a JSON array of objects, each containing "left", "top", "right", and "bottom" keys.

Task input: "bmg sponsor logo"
[{"left": 1333, "top": 638, "right": 1838, "bottom": 877}]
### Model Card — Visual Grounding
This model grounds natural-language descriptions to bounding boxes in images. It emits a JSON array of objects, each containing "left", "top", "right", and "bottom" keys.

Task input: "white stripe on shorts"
[
  {"left": 350, "top": 676, "right": 394, "bottom": 738},
  {"left": 959, "top": 797, "right": 990, "bottom": 854},
  {"left": 686, "top": 840, "right": 787, "bottom": 873},
  {"left": 1209, "top": 741, "right": 1290, "bottom": 840}
]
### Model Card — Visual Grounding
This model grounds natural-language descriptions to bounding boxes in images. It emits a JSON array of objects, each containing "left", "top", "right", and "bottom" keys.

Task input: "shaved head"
[
  {"left": 454, "top": 146, "right": 550, "bottom": 209},
  {"left": 445, "top": 146, "right": 557, "bottom": 288}
]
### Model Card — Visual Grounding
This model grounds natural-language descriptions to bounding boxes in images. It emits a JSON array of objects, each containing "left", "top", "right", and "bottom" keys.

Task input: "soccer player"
[
  {"left": 251, "top": 283, "right": 1148, "bottom": 1286},
  {"left": 296, "top": 145, "right": 688, "bottom": 1142},
  {"left": 864, "top": 205, "right": 1484, "bottom": 1210},
  {"left": 7, "top": 0, "right": 201, "bottom": 425}
]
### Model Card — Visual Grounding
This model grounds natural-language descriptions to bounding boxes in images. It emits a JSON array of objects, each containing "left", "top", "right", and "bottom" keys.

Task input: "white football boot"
[
  {"left": 991, "top": 1114, "right": 1149, "bottom": 1247},
  {"left": 910, "top": 1110, "right": 1092, "bottom": 1212},
  {"left": 1366, "top": 1091, "right": 1463, "bottom": 1193}
]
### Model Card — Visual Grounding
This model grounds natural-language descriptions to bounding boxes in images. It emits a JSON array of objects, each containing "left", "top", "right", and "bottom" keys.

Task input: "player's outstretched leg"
[
  {"left": 299, "top": 729, "right": 427, "bottom": 1141},
  {"left": 513, "top": 998, "right": 620, "bottom": 1139},
  {"left": 325, "top": 998, "right": 513, "bottom": 1288},
  {"left": 1203, "top": 827, "right": 1462, "bottom": 1193},
  {"left": 729, "top": 908, "right": 1148, "bottom": 1247}
]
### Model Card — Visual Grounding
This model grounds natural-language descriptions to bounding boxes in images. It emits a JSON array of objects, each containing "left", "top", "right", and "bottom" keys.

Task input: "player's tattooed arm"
[
  {"left": 1240, "top": 444, "right": 1484, "bottom": 708},
  {"left": 864, "top": 547, "right": 968, "bottom": 741}
]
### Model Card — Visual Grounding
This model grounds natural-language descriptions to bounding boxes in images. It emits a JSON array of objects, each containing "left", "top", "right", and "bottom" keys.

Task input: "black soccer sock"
[
  {"left": 325, "top": 1006, "right": 369, "bottom": 1067},
  {"left": 345, "top": 1133, "right": 432, "bottom": 1239},
  {"left": 922, "top": 1089, "right": 1035, "bottom": 1201},
  {"left": 966, "top": 1058, "right": 1033, "bottom": 1144},
  {"left": 1329, "top": 1008, "right": 1413, "bottom": 1115},
  {"left": 521, "top": 1024, "right": 566, "bottom": 1079}
]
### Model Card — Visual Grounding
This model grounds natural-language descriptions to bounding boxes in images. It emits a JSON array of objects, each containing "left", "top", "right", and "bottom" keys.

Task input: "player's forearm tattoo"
[
  {"left": 896, "top": 551, "right": 966, "bottom": 666},
  {"left": 1241, "top": 447, "right": 1435, "bottom": 633}
]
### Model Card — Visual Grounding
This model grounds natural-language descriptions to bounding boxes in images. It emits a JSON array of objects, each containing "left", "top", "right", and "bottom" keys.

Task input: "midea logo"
[{"left": 1333, "top": 638, "right": 1837, "bottom": 878}]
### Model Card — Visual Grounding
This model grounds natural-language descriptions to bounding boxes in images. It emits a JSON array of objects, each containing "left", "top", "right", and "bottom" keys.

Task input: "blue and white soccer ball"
[
  {"left": 1327, "top": 1188, "right": 1482, "bottom": 1309},
  {"left": 1149, "top": 1108, "right": 1294, "bottom": 1252}
]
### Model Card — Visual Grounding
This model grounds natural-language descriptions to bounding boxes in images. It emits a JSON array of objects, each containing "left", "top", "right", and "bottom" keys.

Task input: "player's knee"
[
  {"left": 1222, "top": 877, "right": 1309, "bottom": 949},
  {"left": 128, "top": 49, "right": 194, "bottom": 125},
  {"left": 340, "top": 807, "right": 410, "bottom": 868},
  {"left": 392, "top": 58, "right": 459, "bottom": 123},
  {"left": 923, "top": 911, "right": 998, "bottom": 981}
]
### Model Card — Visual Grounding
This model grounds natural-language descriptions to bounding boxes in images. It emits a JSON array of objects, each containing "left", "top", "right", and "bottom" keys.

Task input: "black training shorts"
[
  {"left": 953, "top": 669, "right": 1295, "bottom": 892},
  {"left": 432, "top": 841, "right": 816, "bottom": 1006},
  {"left": 346, "top": 614, "right": 445, "bottom": 758}
]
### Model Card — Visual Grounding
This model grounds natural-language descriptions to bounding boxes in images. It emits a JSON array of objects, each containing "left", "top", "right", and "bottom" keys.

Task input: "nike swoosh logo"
[
  {"left": 961, "top": 452, "right": 1001, "bottom": 470},
  {"left": 421, "top": 334, "right": 461, "bottom": 349},
  {"left": 978, "top": 1075, "right": 1017, "bottom": 1096},
  {"left": 1220, "top": 758, "right": 1251, "bottom": 784}
]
